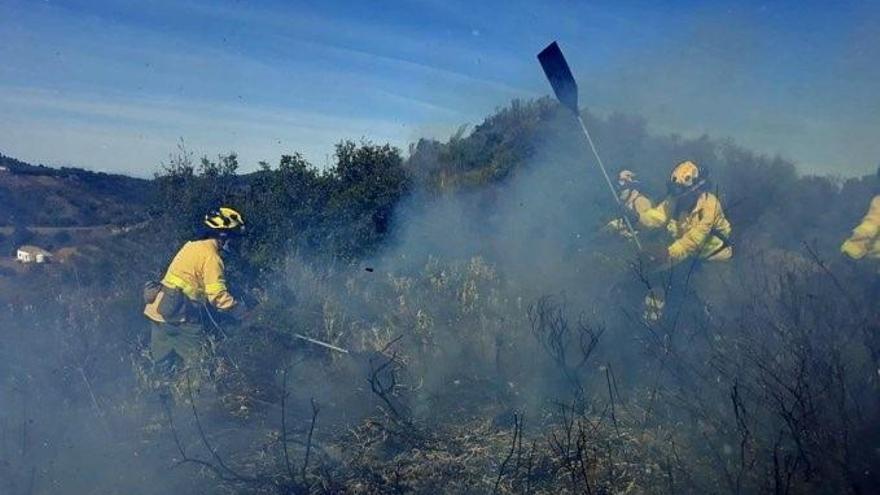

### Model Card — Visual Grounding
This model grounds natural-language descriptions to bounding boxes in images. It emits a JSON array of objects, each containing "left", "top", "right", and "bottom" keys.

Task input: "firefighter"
[
  {"left": 638, "top": 160, "right": 732, "bottom": 321},
  {"left": 841, "top": 191, "right": 880, "bottom": 261},
  {"left": 144, "top": 207, "right": 248, "bottom": 377},
  {"left": 605, "top": 169, "right": 653, "bottom": 238},
  {"left": 618, "top": 169, "right": 652, "bottom": 216}
]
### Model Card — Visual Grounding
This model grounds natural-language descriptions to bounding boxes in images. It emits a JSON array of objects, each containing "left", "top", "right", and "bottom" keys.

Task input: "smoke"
[
  {"left": 314, "top": 107, "right": 663, "bottom": 422},
  {"left": 3, "top": 97, "right": 879, "bottom": 492},
  {"left": 0, "top": 297, "right": 206, "bottom": 494}
]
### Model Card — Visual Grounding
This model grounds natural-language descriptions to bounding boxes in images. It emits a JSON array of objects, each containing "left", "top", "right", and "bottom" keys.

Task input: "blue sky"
[{"left": 1, "top": 0, "right": 878, "bottom": 177}]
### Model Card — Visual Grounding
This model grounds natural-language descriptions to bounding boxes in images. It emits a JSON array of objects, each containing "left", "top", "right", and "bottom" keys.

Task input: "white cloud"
[{"left": 0, "top": 86, "right": 415, "bottom": 176}]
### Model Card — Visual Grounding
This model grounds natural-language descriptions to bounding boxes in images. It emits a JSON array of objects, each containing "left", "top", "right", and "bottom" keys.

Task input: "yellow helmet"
[
  {"left": 204, "top": 206, "right": 245, "bottom": 235},
  {"left": 669, "top": 160, "right": 706, "bottom": 195}
]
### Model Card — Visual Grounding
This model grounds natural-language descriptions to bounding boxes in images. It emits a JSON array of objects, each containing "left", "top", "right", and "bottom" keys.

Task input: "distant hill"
[{"left": 0, "top": 154, "right": 152, "bottom": 227}]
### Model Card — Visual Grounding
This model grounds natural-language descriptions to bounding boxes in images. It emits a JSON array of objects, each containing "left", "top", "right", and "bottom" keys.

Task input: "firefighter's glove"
[{"left": 841, "top": 239, "right": 867, "bottom": 260}]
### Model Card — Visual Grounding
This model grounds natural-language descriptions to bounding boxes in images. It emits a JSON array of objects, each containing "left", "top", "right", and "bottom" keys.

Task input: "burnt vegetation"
[{"left": 1, "top": 98, "right": 879, "bottom": 494}]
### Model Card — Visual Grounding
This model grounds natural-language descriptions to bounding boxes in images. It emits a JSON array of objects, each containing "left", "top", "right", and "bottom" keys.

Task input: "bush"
[{"left": 155, "top": 140, "right": 410, "bottom": 272}]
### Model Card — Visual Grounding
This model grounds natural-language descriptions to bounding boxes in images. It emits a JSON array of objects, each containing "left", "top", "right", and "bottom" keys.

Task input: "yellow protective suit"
[
  {"left": 640, "top": 191, "right": 732, "bottom": 264},
  {"left": 620, "top": 187, "right": 652, "bottom": 216},
  {"left": 605, "top": 188, "right": 653, "bottom": 237},
  {"left": 144, "top": 238, "right": 238, "bottom": 323},
  {"left": 841, "top": 195, "right": 880, "bottom": 260}
]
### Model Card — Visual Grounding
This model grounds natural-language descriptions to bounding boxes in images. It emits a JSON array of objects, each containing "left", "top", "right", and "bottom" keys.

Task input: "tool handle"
[{"left": 576, "top": 115, "right": 643, "bottom": 251}]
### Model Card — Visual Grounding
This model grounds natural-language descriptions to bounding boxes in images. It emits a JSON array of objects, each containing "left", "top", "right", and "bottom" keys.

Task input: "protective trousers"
[
  {"left": 643, "top": 261, "right": 703, "bottom": 323},
  {"left": 150, "top": 321, "right": 205, "bottom": 371}
]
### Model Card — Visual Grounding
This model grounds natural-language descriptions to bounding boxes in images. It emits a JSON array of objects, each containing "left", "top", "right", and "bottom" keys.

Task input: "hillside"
[
  {"left": 0, "top": 153, "right": 153, "bottom": 227},
  {"left": 2, "top": 100, "right": 880, "bottom": 494}
]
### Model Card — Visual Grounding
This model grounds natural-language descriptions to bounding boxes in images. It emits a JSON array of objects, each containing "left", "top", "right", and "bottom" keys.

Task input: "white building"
[{"left": 17, "top": 245, "right": 53, "bottom": 264}]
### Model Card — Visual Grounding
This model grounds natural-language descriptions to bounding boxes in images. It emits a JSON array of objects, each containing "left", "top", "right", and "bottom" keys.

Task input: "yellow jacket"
[
  {"left": 620, "top": 187, "right": 652, "bottom": 216},
  {"left": 144, "top": 239, "right": 238, "bottom": 323},
  {"left": 639, "top": 192, "right": 732, "bottom": 264},
  {"left": 841, "top": 195, "right": 880, "bottom": 260},
  {"left": 604, "top": 188, "right": 653, "bottom": 237}
]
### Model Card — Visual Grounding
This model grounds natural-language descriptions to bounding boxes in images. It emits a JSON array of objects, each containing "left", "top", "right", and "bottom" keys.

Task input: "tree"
[
  {"left": 154, "top": 141, "right": 241, "bottom": 241},
  {"left": 326, "top": 141, "right": 410, "bottom": 259}
]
